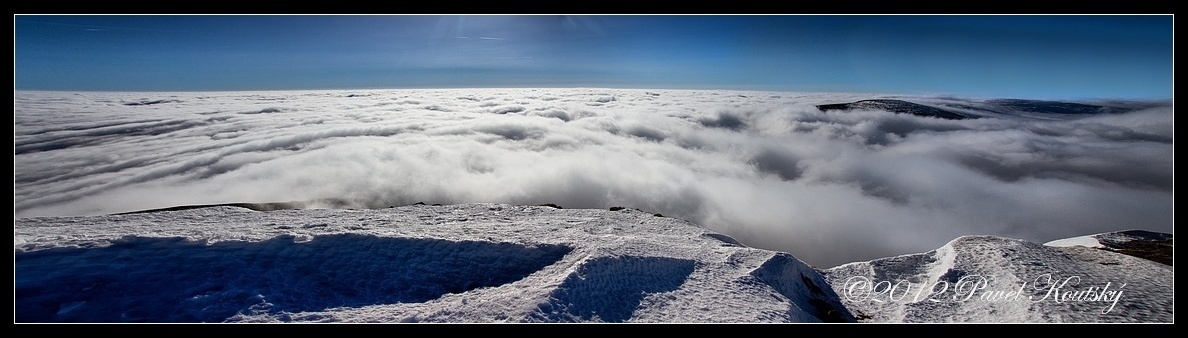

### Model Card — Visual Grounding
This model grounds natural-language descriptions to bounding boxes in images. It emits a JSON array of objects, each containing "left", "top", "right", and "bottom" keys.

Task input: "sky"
[
  {"left": 13, "top": 15, "right": 1173, "bottom": 100},
  {"left": 14, "top": 203, "right": 1173, "bottom": 322}
]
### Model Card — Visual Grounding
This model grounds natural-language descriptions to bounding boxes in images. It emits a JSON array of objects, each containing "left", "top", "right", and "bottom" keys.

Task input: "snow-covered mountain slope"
[
  {"left": 14, "top": 203, "right": 853, "bottom": 323},
  {"left": 1046, "top": 229, "right": 1173, "bottom": 266},
  {"left": 816, "top": 99, "right": 973, "bottom": 120},
  {"left": 815, "top": 97, "right": 1164, "bottom": 120},
  {"left": 822, "top": 232, "right": 1173, "bottom": 323}
]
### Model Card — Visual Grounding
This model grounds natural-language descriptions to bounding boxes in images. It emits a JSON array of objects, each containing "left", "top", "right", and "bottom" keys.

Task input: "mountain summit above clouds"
[
  {"left": 816, "top": 97, "right": 1158, "bottom": 120},
  {"left": 14, "top": 204, "right": 854, "bottom": 323},
  {"left": 822, "top": 230, "right": 1172, "bottom": 323},
  {"left": 14, "top": 204, "right": 1171, "bottom": 323}
]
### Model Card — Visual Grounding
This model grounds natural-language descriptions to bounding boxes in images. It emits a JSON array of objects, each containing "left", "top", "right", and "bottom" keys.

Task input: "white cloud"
[{"left": 13, "top": 89, "right": 1173, "bottom": 267}]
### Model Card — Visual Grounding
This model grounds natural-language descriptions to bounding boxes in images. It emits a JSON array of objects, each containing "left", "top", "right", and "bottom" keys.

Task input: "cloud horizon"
[{"left": 14, "top": 88, "right": 1173, "bottom": 267}]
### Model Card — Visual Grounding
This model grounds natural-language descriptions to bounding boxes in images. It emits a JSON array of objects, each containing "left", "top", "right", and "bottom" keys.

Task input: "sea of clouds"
[{"left": 13, "top": 88, "right": 1172, "bottom": 267}]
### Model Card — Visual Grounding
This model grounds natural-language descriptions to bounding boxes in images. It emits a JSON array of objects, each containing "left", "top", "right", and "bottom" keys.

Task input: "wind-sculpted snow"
[
  {"left": 13, "top": 89, "right": 1173, "bottom": 267},
  {"left": 16, "top": 234, "right": 571, "bottom": 322},
  {"left": 530, "top": 256, "right": 696, "bottom": 322},
  {"left": 14, "top": 204, "right": 852, "bottom": 323},
  {"left": 750, "top": 253, "right": 856, "bottom": 322},
  {"left": 822, "top": 233, "right": 1173, "bottom": 323}
]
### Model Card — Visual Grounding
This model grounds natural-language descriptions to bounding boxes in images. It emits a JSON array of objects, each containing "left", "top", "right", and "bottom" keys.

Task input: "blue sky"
[{"left": 14, "top": 15, "right": 1173, "bottom": 100}]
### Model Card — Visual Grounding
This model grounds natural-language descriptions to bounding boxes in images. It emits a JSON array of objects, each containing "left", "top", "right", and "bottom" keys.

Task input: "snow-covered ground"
[
  {"left": 1046, "top": 229, "right": 1172, "bottom": 250},
  {"left": 823, "top": 232, "right": 1173, "bottom": 323},
  {"left": 13, "top": 88, "right": 1174, "bottom": 268},
  {"left": 1045, "top": 235, "right": 1106, "bottom": 249},
  {"left": 15, "top": 203, "right": 854, "bottom": 323},
  {"left": 14, "top": 204, "right": 1171, "bottom": 323}
]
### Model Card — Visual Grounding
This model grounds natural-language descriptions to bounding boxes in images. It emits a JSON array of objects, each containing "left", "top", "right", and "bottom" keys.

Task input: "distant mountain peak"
[
  {"left": 817, "top": 99, "right": 973, "bottom": 120},
  {"left": 1046, "top": 229, "right": 1173, "bottom": 266}
]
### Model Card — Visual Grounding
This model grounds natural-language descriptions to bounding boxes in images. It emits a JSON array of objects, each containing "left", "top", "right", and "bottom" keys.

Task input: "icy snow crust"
[{"left": 15, "top": 204, "right": 852, "bottom": 323}]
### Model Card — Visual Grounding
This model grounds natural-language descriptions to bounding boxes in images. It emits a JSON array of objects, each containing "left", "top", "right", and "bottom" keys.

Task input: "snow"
[
  {"left": 1045, "top": 229, "right": 1173, "bottom": 250},
  {"left": 822, "top": 234, "right": 1173, "bottom": 323},
  {"left": 15, "top": 204, "right": 853, "bottom": 323},
  {"left": 14, "top": 204, "right": 1171, "bottom": 323},
  {"left": 1045, "top": 235, "right": 1105, "bottom": 248},
  {"left": 12, "top": 88, "right": 1172, "bottom": 323}
]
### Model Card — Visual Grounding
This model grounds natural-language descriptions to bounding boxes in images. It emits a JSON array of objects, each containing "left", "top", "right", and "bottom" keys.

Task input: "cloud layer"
[{"left": 13, "top": 89, "right": 1173, "bottom": 267}]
